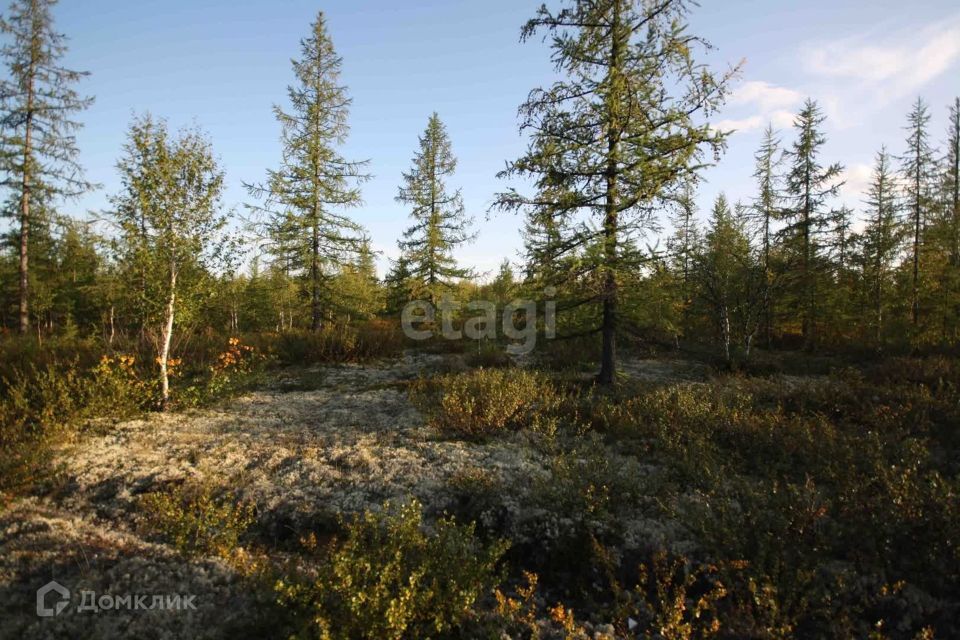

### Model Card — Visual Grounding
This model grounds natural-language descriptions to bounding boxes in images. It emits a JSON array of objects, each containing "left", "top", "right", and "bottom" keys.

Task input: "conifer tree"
[
  {"left": 749, "top": 125, "right": 782, "bottom": 346},
  {"left": 0, "top": 0, "right": 94, "bottom": 334},
  {"left": 781, "top": 99, "right": 843, "bottom": 351},
  {"left": 396, "top": 112, "right": 473, "bottom": 305},
  {"left": 859, "top": 148, "right": 901, "bottom": 347},
  {"left": 944, "top": 98, "right": 960, "bottom": 265},
  {"left": 900, "top": 97, "right": 936, "bottom": 328},
  {"left": 246, "top": 12, "right": 369, "bottom": 332},
  {"left": 495, "top": 0, "right": 736, "bottom": 383}
]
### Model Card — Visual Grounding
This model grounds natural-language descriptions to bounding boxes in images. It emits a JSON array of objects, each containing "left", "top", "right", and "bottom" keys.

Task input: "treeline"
[{"left": 0, "top": 0, "right": 958, "bottom": 387}]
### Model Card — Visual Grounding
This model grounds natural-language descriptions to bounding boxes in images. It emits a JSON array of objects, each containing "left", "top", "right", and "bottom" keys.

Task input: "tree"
[
  {"left": 396, "top": 112, "right": 473, "bottom": 305},
  {"left": 693, "top": 194, "right": 762, "bottom": 365},
  {"left": 333, "top": 235, "right": 383, "bottom": 321},
  {"left": 247, "top": 12, "right": 369, "bottom": 332},
  {"left": 495, "top": 0, "right": 736, "bottom": 383},
  {"left": 749, "top": 124, "right": 782, "bottom": 346},
  {"left": 781, "top": 99, "right": 843, "bottom": 351},
  {"left": 108, "top": 115, "right": 228, "bottom": 410},
  {"left": 0, "top": 0, "right": 95, "bottom": 334},
  {"left": 900, "top": 97, "right": 936, "bottom": 329},
  {"left": 859, "top": 148, "right": 901, "bottom": 348},
  {"left": 944, "top": 98, "right": 960, "bottom": 266}
]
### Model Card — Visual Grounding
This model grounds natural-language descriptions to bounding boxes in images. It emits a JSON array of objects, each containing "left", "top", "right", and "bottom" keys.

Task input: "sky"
[{"left": 20, "top": 0, "right": 960, "bottom": 278}]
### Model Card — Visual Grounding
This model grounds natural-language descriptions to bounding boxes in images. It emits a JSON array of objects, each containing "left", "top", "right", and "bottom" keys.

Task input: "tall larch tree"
[
  {"left": 0, "top": 0, "right": 94, "bottom": 334},
  {"left": 860, "top": 148, "right": 901, "bottom": 348},
  {"left": 246, "top": 12, "right": 369, "bottom": 332},
  {"left": 495, "top": 0, "right": 736, "bottom": 384},
  {"left": 750, "top": 124, "right": 781, "bottom": 347},
  {"left": 781, "top": 99, "right": 842, "bottom": 351},
  {"left": 945, "top": 98, "right": 960, "bottom": 265},
  {"left": 396, "top": 112, "right": 473, "bottom": 305},
  {"left": 900, "top": 97, "right": 936, "bottom": 329}
]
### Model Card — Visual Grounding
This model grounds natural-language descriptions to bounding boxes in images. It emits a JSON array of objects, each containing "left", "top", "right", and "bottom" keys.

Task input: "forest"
[{"left": 1, "top": 0, "right": 958, "bottom": 638}]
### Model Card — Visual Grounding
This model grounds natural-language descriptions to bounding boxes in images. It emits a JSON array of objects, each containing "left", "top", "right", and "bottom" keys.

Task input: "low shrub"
[
  {"left": 410, "top": 367, "right": 562, "bottom": 439},
  {"left": 272, "top": 320, "right": 404, "bottom": 365},
  {"left": 139, "top": 481, "right": 256, "bottom": 559},
  {"left": 276, "top": 500, "right": 509, "bottom": 640}
]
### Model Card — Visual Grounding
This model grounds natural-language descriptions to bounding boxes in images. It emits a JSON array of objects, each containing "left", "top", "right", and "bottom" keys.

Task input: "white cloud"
[
  {"left": 839, "top": 163, "right": 874, "bottom": 204},
  {"left": 714, "top": 108, "right": 796, "bottom": 134},
  {"left": 729, "top": 81, "right": 803, "bottom": 112},
  {"left": 804, "top": 16, "right": 960, "bottom": 106},
  {"left": 713, "top": 79, "right": 804, "bottom": 135}
]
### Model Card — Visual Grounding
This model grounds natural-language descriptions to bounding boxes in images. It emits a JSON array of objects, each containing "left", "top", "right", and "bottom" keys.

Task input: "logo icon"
[{"left": 36, "top": 581, "right": 70, "bottom": 617}]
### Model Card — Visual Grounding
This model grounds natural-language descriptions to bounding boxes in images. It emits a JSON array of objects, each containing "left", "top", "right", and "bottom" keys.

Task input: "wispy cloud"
[
  {"left": 714, "top": 81, "right": 803, "bottom": 134},
  {"left": 804, "top": 15, "right": 960, "bottom": 107}
]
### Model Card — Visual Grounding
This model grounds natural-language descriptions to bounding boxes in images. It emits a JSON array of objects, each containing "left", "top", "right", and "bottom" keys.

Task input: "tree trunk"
[
  {"left": 597, "top": 0, "right": 623, "bottom": 386},
  {"left": 17, "top": 48, "right": 36, "bottom": 335},
  {"left": 311, "top": 215, "right": 321, "bottom": 332},
  {"left": 158, "top": 265, "right": 177, "bottom": 411}
]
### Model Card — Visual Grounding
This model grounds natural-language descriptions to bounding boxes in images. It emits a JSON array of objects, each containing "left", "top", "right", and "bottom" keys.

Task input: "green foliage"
[
  {"left": 246, "top": 11, "right": 369, "bottom": 332},
  {"left": 139, "top": 481, "right": 255, "bottom": 559},
  {"left": 276, "top": 500, "right": 508, "bottom": 640},
  {"left": 411, "top": 367, "right": 561, "bottom": 439},
  {"left": 586, "top": 367, "right": 960, "bottom": 637},
  {"left": 395, "top": 112, "right": 473, "bottom": 305},
  {"left": 272, "top": 321, "right": 403, "bottom": 365}
]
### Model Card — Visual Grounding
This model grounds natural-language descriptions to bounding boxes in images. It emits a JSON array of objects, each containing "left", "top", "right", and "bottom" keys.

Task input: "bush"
[
  {"left": 139, "top": 481, "right": 256, "bottom": 559},
  {"left": 411, "top": 367, "right": 562, "bottom": 439},
  {"left": 272, "top": 321, "right": 404, "bottom": 365},
  {"left": 277, "top": 500, "right": 508, "bottom": 640}
]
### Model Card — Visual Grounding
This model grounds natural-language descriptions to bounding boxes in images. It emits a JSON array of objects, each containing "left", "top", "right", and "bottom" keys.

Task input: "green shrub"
[
  {"left": 464, "top": 342, "right": 514, "bottom": 368},
  {"left": 277, "top": 500, "right": 508, "bottom": 640},
  {"left": 411, "top": 367, "right": 562, "bottom": 439},
  {"left": 272, "top": 321, "right": 403, "bottom": 365},
  {"left": 139, "top": 481, "right": 256, "bottom": 559}
]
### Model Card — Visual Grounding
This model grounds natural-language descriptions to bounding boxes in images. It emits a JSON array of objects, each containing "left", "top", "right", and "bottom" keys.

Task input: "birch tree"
[{"left": 109, "top": 115, "right": 227, "bottom": 410}]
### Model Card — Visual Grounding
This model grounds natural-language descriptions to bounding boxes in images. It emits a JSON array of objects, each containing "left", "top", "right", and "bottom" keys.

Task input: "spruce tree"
[
  {"left": 495, "top": 0, "right": 736, "bottom": 383},
  {"left": 0, "top": 0, "right": 94, "bottom": 334},
  {"left": 900, "top": 97, "right": 936, "bottom": 328},
  {"left": 246, "top": 12, "right": 369, "bottom": 332},
  {"left": 396, "top": 112, "right": 473, "bottom": 305},
  {"left": 781, "top": 99, "right": 842, "bottom": 351}
]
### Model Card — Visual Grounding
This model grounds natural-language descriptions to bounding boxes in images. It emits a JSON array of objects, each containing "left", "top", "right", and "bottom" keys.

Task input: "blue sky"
[{"left": 30, "top": 0, "right": 960, "bottom": 277}]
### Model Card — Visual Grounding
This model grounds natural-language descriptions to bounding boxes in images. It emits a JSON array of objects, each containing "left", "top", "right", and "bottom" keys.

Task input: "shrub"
[
  {"left": 411, "top": 367, "right": 562, "bottom": 439},
  {"left": 277, "top": 500, "right": 508, "bottom": 640},
  {"left": 139, "top": 481, "right": 256, "bottom": 559},
  {"left": 272, "top": 321, "right": 403, "bottom": 365},
  {"left": 464, "top": 342, "right": 514, "bottom": 368}
]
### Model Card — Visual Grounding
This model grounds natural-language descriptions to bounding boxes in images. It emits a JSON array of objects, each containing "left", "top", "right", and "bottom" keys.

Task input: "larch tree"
[
  {"left": 749, "top": 124, "right": 781, "bottom": 347},
  {"left": 944, "top": 98, "right": 960, "bottom": 265},
  {"left": 0, "top": 0, "right": 94, "bottom": 334},
  {"left": 495, "top": 0, "right": 736, "bottom": 384},
  {"left": 859, "top": 148, "right": 901, "bottom": 348},
  {"left": 781, "top": 99, "right": 842, "bottom": 351},
  {"left": 396, "top": 112, "right": 473, "bottom": 305},
  {"left": 108, "top": 115, "right": 228, "bottom": 410},
  {"left": 246, "top": 12, "right": 369, "bottom": 332},
  {"left": 900, "top": 97, "right": 936, "bottom": 329}
]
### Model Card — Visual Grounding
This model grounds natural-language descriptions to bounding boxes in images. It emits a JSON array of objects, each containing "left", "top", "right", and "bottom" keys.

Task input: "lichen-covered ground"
[{"left": 0, "top": 353, "right": 708, "bottom": 639}]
